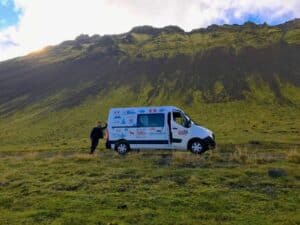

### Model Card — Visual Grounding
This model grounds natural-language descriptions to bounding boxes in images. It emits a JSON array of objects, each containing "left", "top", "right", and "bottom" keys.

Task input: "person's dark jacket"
[{"left": 90, "top": 124, "right": 107, "bottom": 139}]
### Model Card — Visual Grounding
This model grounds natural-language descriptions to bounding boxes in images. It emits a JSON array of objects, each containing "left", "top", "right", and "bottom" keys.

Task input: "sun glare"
[{"left": 28, "top": 46, "right": 49, "bottom": 56}]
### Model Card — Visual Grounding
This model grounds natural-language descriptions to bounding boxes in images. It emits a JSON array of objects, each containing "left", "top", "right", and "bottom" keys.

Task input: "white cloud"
[{"left": 0, "top": 0, "right": 299, "bottom": 61}]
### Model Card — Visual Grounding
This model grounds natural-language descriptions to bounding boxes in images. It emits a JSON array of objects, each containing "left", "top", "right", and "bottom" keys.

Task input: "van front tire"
[
  {"left": 188, "top": 139, "right": 207, "bottom": 154},
  {"left": 115, "top": 141, "right": 130, "bottom": 155}
]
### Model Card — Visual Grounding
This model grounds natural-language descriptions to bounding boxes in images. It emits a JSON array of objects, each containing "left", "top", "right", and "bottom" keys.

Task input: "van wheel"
[
  {"left": 116, "top": 141, "right": 130, "bottom": 155},
  {"left": 189, "top": 139, "right": 206, "bottom": 154}
]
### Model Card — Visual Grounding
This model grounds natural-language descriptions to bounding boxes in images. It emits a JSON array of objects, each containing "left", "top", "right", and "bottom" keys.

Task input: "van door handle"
[{"left": 172, "top": 128, "right": 178, "bottom": 130}]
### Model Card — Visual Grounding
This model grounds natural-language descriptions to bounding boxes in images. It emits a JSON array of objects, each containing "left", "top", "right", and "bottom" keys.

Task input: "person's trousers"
[{"left": 90, "top": 138, "right": 99, "bottom": 153}]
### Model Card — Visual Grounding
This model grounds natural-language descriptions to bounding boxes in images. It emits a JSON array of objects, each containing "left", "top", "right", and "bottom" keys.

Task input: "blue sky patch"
[
  {"left": 220, "top": 8, "right": 295, "bottom": 26},
  {"left": 0, "top": 0, "right": 21, "bottom": 30}
]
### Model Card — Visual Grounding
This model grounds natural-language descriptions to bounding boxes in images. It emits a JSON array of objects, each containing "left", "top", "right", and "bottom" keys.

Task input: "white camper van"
[{"left": 106, "top": 106, "right": 215, "bottom": 155}]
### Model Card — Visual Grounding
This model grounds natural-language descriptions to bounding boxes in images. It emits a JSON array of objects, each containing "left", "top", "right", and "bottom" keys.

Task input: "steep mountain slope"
[{"left": 0, "top": 19, "right": 300, "bottom": 150}]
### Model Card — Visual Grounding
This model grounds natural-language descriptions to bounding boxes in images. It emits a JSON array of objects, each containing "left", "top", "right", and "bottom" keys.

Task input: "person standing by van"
[{"left": 90, "top": 121, "right": 107, "bottom": 154}]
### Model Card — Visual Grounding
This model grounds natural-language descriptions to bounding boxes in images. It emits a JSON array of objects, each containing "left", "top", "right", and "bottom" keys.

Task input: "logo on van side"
[
  {"left": 149, "top": 109, "right": 157, "bottom": 113},
  {"left": 126, "top": 110, "right": 136, "bottom": 115},
  {"left": 178, "top": 130, "right": 188, "bottom": 135}
]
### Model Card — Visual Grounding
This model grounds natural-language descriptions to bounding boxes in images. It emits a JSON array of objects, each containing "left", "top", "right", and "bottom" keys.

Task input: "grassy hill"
[
  {"left": 0, "top": 20, "right": 299, "bottom": 225},
  {"left": 0, "top": 19, "right": 300, "bottom": 151}
]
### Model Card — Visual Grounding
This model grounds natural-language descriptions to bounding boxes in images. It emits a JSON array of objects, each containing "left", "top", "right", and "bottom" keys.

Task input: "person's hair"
[{"left": 97, "top": 121, "right": 102, "bottom": 125}]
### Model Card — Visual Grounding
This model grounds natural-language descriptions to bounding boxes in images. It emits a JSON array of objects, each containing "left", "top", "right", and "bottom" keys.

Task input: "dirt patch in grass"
[{"left": 155, "top": 153, "right": 172, "bottom": 166}]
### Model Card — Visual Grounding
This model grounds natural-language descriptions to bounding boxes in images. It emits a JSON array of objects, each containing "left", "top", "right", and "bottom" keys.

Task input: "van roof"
[{"left": 109, "top": 106, "right": 182, "bottom": 111}]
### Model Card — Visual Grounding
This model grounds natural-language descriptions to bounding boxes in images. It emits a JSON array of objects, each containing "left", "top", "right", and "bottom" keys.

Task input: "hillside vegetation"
[
  {"left": 0, "top": 20, "right": 299, "bottom": 225},
  {"left": 0, "top": 19, "right": 300, "bottom": 150}
]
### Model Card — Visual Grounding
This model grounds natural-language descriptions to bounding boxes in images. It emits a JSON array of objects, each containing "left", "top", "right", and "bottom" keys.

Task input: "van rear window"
[{"left": 137, "top": 114, "right": 164, "bottom": 127}]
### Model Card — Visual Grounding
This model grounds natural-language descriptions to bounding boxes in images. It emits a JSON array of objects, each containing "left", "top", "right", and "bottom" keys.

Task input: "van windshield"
[{"left": 183, "top": 113, "right": 198, "bottom": 125}]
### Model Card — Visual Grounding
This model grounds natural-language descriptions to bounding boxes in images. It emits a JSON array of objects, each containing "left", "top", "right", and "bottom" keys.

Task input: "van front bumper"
[{"left": 203, "top": 136, "right": 216, "bottom": 149}]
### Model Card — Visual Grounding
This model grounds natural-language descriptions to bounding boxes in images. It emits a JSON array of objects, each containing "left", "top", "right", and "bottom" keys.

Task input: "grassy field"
[
  {"left": 0, "top": 144, "right": 299, "bottom": 225},
  {"left": 0, "top": 20, "right": 300, "bottom": 224}
]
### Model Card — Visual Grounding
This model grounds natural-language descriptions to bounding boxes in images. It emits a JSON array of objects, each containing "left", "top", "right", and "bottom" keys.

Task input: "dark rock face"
[
  {"left": 130, "top": 25, "right": 184, "bottom": 35},
  {"left": 130, "top": 25, "right": 160, "bottom": 35},
  {"left": 162, "top": 25, "right": 185, "bottom": 34}
]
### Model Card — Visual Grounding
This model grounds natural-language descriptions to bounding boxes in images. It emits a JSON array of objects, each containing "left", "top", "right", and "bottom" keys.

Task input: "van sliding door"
[{"left": 135, "top": 113, "right": 169, "bottom": 146}]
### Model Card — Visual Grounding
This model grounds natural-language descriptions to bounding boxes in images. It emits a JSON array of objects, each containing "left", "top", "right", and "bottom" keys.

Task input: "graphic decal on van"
[
  {"left": 136, "top": 130, "right": 146, "bottom": 136},
  {"left": 125, "top": 115, "right": 136, "bottom": 125},
  {"left": 126, "top": 110, "right": 136, "bottom": 115},
  {"left": 113, "top": 111, "right": 121, "bottom": 116},
  {"left": 178, "top": 130, "right": 188, "bottom": 135}
]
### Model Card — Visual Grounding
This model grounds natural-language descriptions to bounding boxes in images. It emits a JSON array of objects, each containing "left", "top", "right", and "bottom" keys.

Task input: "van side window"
[
  {"left": 137, "top": 114, "right": 164, "bottom": 127},
  {"left": 173, "top": 111, "right": 188, "bottom": 127}
]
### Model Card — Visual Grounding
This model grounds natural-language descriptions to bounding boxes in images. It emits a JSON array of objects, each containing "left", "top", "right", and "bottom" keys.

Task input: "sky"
[{"left": 0, "top": 0, "right": 299, "bottom": 62}]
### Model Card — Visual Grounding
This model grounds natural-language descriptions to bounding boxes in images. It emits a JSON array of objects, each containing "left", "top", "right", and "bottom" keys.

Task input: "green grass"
[{"left": 0, "top": 145, "right": 299, "bottom": 225}]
